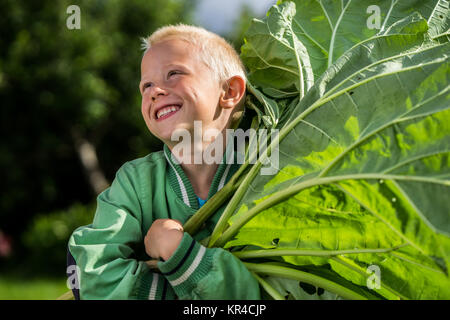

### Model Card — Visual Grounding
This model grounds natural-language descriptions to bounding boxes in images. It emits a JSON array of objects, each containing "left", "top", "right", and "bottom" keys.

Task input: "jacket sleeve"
[
  {"left": 157, "top": 232, "right": 261, "bottom": 299},
  {"left": 67, "top": 164, "right": 158, "bottom": 300}
]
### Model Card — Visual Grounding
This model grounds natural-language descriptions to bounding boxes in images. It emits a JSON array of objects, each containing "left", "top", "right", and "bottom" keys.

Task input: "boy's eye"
[
  {"left": 143, "top": 82, "right": 153, "bottom": 90},
  {"left": 167, "top": 70, "right": 180, "bottom": 78}
]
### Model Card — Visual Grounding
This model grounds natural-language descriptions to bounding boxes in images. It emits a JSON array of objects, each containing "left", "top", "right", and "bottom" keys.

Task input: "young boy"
[{"left": 67, "top": 24, "right": 261, "bottom": 300}]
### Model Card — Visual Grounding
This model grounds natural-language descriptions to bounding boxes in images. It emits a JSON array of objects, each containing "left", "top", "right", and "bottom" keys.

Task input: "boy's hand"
[{"left": 144, "top": 219, "right": 184, "bottom": 261}]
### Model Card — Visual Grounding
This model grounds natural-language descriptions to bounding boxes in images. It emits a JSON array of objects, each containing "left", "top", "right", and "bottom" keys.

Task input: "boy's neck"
[
  {"left": 181, "top": 161, "right": 219, "bottom": 200},
  {"left": 167, "top": 129, "right": 230, "bottom": 200}
]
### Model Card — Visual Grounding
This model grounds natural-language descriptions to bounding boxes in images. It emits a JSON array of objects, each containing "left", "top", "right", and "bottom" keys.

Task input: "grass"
[{"left": 0, "top": 275, "right": 68, "bottom": 300}]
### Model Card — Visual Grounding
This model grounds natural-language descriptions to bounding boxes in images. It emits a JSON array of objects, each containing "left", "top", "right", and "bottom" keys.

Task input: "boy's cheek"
[
  {"left": 141, "top": 99, "right": 151, "bottom": 120},
  {"left": 141, "top": 96, "right": 149, "bottom": 112}
]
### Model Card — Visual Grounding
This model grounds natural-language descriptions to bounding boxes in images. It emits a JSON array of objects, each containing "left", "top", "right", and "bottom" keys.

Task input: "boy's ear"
[{"left": 219, "top": 76, "right": 246, "bottom": 109}]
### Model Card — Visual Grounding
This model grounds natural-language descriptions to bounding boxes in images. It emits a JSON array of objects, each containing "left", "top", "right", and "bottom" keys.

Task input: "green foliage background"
[{"left": 0, "top": 0, "right": 188, "bottom": 275}]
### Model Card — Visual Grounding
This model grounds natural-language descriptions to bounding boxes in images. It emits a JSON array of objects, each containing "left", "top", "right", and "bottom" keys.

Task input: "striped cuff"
[
  {"left": 136, "top": 270, "right": 167, "bottom": 300},
  {"left": 158, "top": 232, "right": 213, "bottom": 298}
]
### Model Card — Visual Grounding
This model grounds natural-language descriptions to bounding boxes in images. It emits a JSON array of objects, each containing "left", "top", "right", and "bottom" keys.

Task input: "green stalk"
[
  {"left": 183, "top": 182, "right": 236, "bottom": 235},
  {"left": 250, "top": 271, "right": 285, "bottom": 300},
  {"left": 182, "top": 139, "right": 253, "bottom": 235},
  {"left": 208, "top": 161, "right": 261, "bottom": 247},
  {"left": 233, "top": 245, "right": 408, "bottom": 259},
  {"left": 244, "top": 262, "right": 372, "bottom": 300},
  {"left": 207, "top": 126, "right": 263, "bottom": 246},
  {"left": 183, "top": 159, "right": 250, "bottom": 236}
]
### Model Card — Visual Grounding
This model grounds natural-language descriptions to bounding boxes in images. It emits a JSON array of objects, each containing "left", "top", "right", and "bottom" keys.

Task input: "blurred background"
[{"left": 0, "top": 0, "right": 275, "bottom": 299}]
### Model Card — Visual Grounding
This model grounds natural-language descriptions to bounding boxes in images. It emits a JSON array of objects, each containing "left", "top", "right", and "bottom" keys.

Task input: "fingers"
[
  {"left": 152, "top": 218, "right": 184, "bottom": 232},
  {"left": 144, "top": 219, "right": 184, "bottom": 259},
  {"left": 145, "top": 259, "right": 160, "bottom": 270},
  {"left": 168, "top": 219, "right": 184, "bottom": 231}
]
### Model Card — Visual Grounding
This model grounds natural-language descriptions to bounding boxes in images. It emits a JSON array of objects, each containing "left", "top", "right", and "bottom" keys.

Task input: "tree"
[{"left": 0, "top": 0, "right": 196, "bottom": 254}]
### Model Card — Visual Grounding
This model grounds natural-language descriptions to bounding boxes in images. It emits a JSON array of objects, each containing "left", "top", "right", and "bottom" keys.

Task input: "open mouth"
[{"left": 155, "top": 104, "right": 182, "bottom": 121}]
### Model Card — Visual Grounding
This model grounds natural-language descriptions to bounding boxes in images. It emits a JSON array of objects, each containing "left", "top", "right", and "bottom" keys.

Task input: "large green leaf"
[
  {"left": 210, "top": 5, "right": 450, "bottom": 299},
  {"left": 242, "top": 0, "right": 443, "bottom": 99}
]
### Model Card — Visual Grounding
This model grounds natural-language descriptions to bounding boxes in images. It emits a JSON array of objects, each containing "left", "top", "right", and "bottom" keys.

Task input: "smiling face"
[{"left": 140, "top": 38, "right": 229, "bottom": 147}]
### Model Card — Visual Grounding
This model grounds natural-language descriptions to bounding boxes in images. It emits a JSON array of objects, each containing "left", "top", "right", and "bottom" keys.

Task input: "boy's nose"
[{"left": 150, "top": 86, "right": 167, "bottom": 101}]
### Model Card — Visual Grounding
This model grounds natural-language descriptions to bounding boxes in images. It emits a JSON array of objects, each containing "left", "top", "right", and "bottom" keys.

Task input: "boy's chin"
[
  {"left": 151, "top": 133, "right": 172, "bottom": 145},
  {"left": 150, "top": 123, "right": 196, "bottom": 147},
  {"left": 154, "top": 131, "right": 182, "bottom": 147}
]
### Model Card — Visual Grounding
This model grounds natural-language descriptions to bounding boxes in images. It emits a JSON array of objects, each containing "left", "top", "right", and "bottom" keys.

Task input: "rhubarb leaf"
[
  {"left": 215, "top": 4, "right": 450, "bottom": 299},
  {"left": 242, "top": 0, "right": 444, "bottom": 99}
]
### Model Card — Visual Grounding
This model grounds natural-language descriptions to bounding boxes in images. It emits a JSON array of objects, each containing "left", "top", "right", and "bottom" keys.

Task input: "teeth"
[{"left": 156, "top": 105, "right": 180, "bottom": 119}]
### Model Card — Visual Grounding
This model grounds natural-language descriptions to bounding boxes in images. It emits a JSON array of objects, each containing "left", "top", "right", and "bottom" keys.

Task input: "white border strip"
[
  {"left": 148, "top": 273, "right": 159, "bottom": 300},
  {"left": 218, "top": 163, "right": 232, "bottom": 191},
  {"left": 164, "top": 149, "right": 190, "bottom": 206}
]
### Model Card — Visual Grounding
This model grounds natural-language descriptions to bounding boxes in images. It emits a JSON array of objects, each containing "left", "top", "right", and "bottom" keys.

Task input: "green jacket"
[{"left": 68, "top": 144, "right": 261, "bottom": 300}]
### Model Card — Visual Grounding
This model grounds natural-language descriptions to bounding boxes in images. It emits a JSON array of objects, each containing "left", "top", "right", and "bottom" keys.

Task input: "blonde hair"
[{"left": 141, "top": 24, "right": 247, "bottom": 84}]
